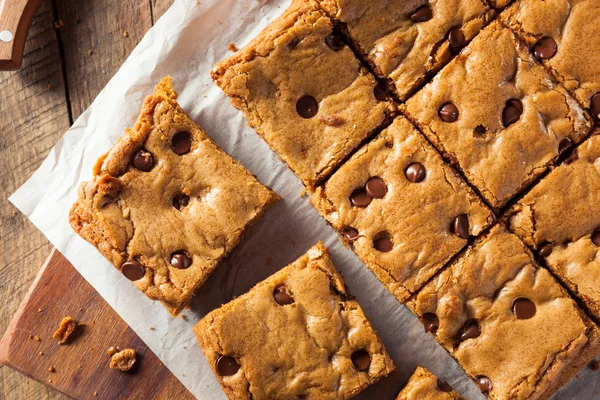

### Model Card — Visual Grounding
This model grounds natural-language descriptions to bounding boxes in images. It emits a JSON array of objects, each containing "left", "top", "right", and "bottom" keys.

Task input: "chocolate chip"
[
  {"left": 287, "top": 37, "right": 300, "bottom": 49},
  {"left": 273, "top": 285, "right": 294, "bottom": 305},
  {"left": 512, "top": 298, "right": 536, "bottom": 319},
  {"left": 296, "top": 95, "right": 319, "bottom": 118},
  {"left": 405, "top": 163, "right": 426, "bottom": 183},
  {"left": 451, "top": 214, "right": 470, "bottom": 239},
  {"left": 341, "top": 227, "right": 359, "bottom": 242},
  {"left": 373, "top": 233, "right": 393, "bottom": 252},
  {"left": 502, "top": 99, "right": 523, "bottom": 127},
  {"left": 351, "top": 350, "right": 371, "bottom": 371},
  {"left": 350, "top": 189, "right": 372, "bottom": 207},
  {"left": 99, "top": 195, "right": 114, "bottom": 209},
  {"left": 437, "top": 380, "right": 453, "bottom": 393},
  {"left": 410, "top": 4, "right": 433, "bottom": 22},
  {"left": 558, "top": 138, "right": 573, "bottom": 155},
  {"left": 216, "top": 355, "right": 240, "bottom": 376},
  {"left": 365, "top": 177, "right": 387, "bottom": 198},
  {"left": 532, "top": 37, "right": 557, "bottom": 59},
  {"left": 591, "top": 93, "right": 600, "bottom": 119},
  {"left": 121, "top": 261, "right": 145, "bottom": 281},
  {"left": 448, "top": 28, "right": 466, "bottom": 53},
  {"left": 170, "top": 252, "right": 192, "bottom": 269},
  {"left": 132, "top": 149, "right": 154, "bottom": 171},
  {"left": 324, "top": 32, "right": 344, "bottom": 51},
  {"left": 537, "top": 241, "right": 553, "bottom": 257},
  {"left": 459, "top": 320, "right": 481, "bottom": 341},
  {"left": 439, "top": 102, "right": 459, "bottom": 122},
  {"left": 421, "top": 313, "right": 439, "bottom": 333},
  {"left": 592, "top": 230, "right": 600, "bottom": 246},
  {"left": 172, "top": 193, "right": 190, "bottom": 210},
  {"left": 172, "top": 131, "right": 192, "bottom": 155},
  {"left": 476, "top": 376, "right": 492, "bottom": 394}
]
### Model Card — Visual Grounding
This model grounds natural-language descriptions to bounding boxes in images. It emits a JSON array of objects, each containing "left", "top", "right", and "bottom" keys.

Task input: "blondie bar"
[
  {"left": 69, "top": 77, "right": 278, "bottom": 315},
  {"left": 396, "top": 366, "right": 461, "bottom": 400},
  {"left": 194, "top": 242, "right": 394, "bottom": 400}
]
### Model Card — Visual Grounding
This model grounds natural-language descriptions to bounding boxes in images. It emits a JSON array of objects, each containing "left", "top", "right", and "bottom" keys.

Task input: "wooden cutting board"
[{"left": 0, "top": 249, "right": 194, "bottom": 399}]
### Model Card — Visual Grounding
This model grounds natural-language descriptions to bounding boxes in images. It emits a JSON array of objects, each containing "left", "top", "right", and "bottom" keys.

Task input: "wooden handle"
[{"left": 0, "top": 0, "right": 43, "bottom": 70}]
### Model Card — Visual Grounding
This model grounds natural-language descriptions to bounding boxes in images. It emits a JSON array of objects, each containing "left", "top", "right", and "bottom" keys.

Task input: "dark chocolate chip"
[
  {"left": 287, "top": 37, "right": 300, "bottom": 49},
  {"left": 324, "top": 32, "right": 344, "bottom": 51},
  {"left": 341, "top": 227, "right": 359, "bottom": 242},
  {"left": 439, "top": 102, "right": 459, "bottom": 122},
  {"left": 512, "top": 298, "right": 536, "bottom": 319},
  {"left": 451, "top": 214, "right": 470, "bottom": 239},
  {"left": 373, "top": 234, "right": 393, "bottom": 252},
  {"left": 216, "top": 355, "right": 240, "bottom": 376},
  {"left": 365, "top": 177, "right": 387, "bottom": 198},
  {"left": 421, "top": 313, "right": 439, "bottom": 333},
  {"left": 410, "top": 4, "right": 433, "bottom": 22},
  {"left": 350, "top": 189, "right": 372, "bottom": 207},
  {"left": 592, "top": 230, "right": 600, "bottom": 246},
  {"left": 170, "top": 252, "right": 192, "bottom": 269},
  {"left": 591, "top": 93, "right": 600, "bottom": 119},
  {"left": 273, "top": 285, "right": 294, "bottom": 305},
  {"left": 132, "top": 149, "right": 154, "bottom": 171},
  {"left": 476, "top": 376, "right": 492, "bottom": 394},
  {"left": 405, "top": 163, "right": 426, "bottom": 183},
  {"left": 172, "top": 193, "right": 190, "bottom": 210},
  {"left": 172, "top": 131, "right": 192, "bottom": 155},
  {"left": 537, "top": 241, "right": 553, "bottom": 257},
  {"left": 121, "top": 261, "right": 145, "bottom": 281},
  {"left": 351, "top": 350, "right": 371, "bottom": 371},
  {"left": 532, "top": 37, "right": 557, "bottom": 60},
  {"left": 296, "top": 95, "right": 319, "bottom": 118},
  {"left": 448, "top": 27, "right": 466, "bottom": 53},
  {"left": 459, "top": 319, "right": 481, "bottom": 341},
  {"left": 558, "top": 138, "right": 573, "bottom": 155},
  {"left": 502, "top": 99, "right": 523, "bottom": 127},
  {"left": 437, "top": 380, "right": 453, "bottom": 393}
]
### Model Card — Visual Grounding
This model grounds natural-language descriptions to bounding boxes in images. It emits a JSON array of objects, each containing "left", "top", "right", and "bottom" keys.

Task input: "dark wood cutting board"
[{"left": 0, "top": 249, "right": 194, "bottom": 399}]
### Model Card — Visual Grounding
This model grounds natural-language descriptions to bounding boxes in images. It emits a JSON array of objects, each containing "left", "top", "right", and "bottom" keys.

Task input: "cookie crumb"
[
  {"left": 94, "top": 391, "right": 98, "bottom": 397},
  {"left": 48, "top": 378, "right": 53, "bottom": 383},
  {"left": 148, "top": 326, "right": 155, "bottom": 330},
  {"left": 590, "top": 360, "right": 600, "bottom": 371},
  {"left": 39, "top": 352, "right": 44, "bottom": 356},
  {"left": 106, "top": 346, "right": 117, "bottom": 356},
  {"left": 53, "top": 316, "right": 78, "bottom": 345},
  {"left": 34, "top": 336, "right": 41, "bottom": 342},
  {"left": 228, "top": 43, "right": 238, "bottom": 52},
  {"left": 123, "top": 30, "right": 129, "bottom": 37},
  {"left": 48, "top": 366, "right": 55, "bottom": 373},
  {"left": 109, "top": 349, "right": 137, "bottom": 372},
  {"left": 88, "top": 50, "right": 93, "bottom": 55},
  {"left": 319, "top": 115, "right": 344, "bottom": 126},
  {"left": 54, "top": 19, "right": 64, "bottom": 30},
  {"left": 38, "top": 308, "right": 43, "bottom": 313},
  {"left": 29, "top": 335, "right": 34, "bottom": 340}
]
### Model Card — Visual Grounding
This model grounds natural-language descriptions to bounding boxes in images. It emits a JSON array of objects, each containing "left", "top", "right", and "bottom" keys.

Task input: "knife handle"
[{"left": 0, "top": 0, "right": 43, "bottom": 70}]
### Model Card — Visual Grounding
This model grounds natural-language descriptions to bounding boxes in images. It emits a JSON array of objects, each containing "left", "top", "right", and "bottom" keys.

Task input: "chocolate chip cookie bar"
[
  {"left": 194, "top": 242, "right": 394, "bottom": 400},
  {"left": 311, "top": 117, "right": 493, "bottom": 304},
  {"left": 508, "top": 132, "right": 600, "bottom": 323},
  {"left": 408, "top": 225, "right": 600, "bottom": 400},
  {"left": 396, "top": 366, "right": 461, "bottom": 400},
  {"left": 211, "top": 0, "right": 394, "bottom": 189},
  {"left": 315, "top": 0, "right": 495, "bottom": 100},
  {"left": 69, "top": 77, "right": 278, "bottom": 316},
  {"left": 500, "top": 0, "right": 600, "bottom": 121},
  {"left": 404, "top": 22, "right": 591, "bottom": 210}
]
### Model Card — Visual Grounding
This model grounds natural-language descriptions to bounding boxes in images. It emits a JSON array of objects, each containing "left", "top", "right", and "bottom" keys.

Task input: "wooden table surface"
[{"left": 0, "top": 1, "right": 173, "bottom": 398}]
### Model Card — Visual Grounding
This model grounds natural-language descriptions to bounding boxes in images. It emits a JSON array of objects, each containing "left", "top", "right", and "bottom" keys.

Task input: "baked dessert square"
[
  {"left": 311, "top": 117, "right": 493, "bottom": 304},
  {"left": 316, "top": 0, "right": 495, "bottom": 100},
  {"left": 211, "top": 0, "right": 394, "bottom": 189},
  {"left": 69, "top": 77, "right": 278, "bottom": 316},
  {"left": 407, "top": 225, "right": 600, "bottom": 400},
  {"left": 194, "top": 242, "right": 394, "bottom": 400},
  {"left": 403, "top": 22, "right": 591, "bottom": 210},
  {"left": 508, "top": 132, "right": 600, "bottom": 323},
  {"left": 501, "top": 0, "right": 600, "bottom": 121},
  {"left": 396, "top": 366, "right": 461, "bottom": 400}
]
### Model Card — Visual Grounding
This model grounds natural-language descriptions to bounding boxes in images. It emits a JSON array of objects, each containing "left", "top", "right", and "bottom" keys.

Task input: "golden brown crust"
[{"left": 396, "top": 366, "right": 461, "bottom": 400}]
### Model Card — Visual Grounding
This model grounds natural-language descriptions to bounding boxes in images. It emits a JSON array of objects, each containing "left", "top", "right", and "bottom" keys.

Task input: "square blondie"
[
  {"left": 69, "top": 77, "right": 278, "bottom": 315},
  {"left": 211, "top": 0, "right": 394, "bottom": 189},
  {"left": 396, "top": 366, "right": 461, "bottom": 400},
  {"left": 316, "top": 0, "right": 495, "bottom": 100},
  {"left": 408, "top": 225, "right": 600, "bottom": 399},
  {"left": 501, "top": 0, "right": 600, "bottom": 121},
  {"left": 194, "top": 242, "right": 394, "bottom": 400},
  {"left": 508, "top": 132, "right": 600, "bottom": 323},
  {"left": 311, "top": 117, "right": 493, "bottom": 304},
  {"left": 404, "top": 22, "right": 591, "bottom": 210}
]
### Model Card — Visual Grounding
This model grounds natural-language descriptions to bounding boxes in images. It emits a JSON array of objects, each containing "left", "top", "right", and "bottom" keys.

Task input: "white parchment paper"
[{"left": 9, "top": 0, "right": 600, "bottom": 398}]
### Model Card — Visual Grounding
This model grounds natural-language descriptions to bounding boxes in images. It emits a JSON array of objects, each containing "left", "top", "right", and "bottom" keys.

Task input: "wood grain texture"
[
  {"left": 0, "top": 0, "right": 43, "bottom": 69},
  {"left": 151, "top": 0, "right": 175, "bottom": 22},
  {"left": 0, "top": 250, "right": 193, "bottom": 400}
]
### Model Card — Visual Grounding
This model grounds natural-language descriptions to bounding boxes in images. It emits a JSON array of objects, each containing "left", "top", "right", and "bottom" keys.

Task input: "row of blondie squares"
[{"left": 68, "top": 0, "right": 600, "bottom": 398}]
